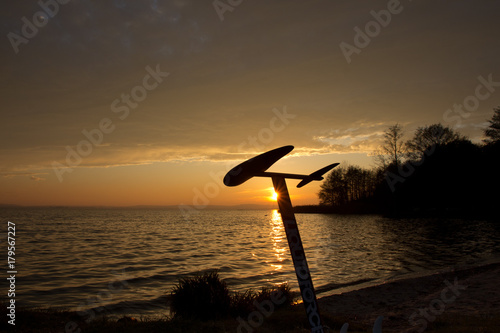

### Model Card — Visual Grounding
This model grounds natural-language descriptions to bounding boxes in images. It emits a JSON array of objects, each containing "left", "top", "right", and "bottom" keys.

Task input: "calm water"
[{"left": 2, "top": 207, "right": 500, "bottom": 319}]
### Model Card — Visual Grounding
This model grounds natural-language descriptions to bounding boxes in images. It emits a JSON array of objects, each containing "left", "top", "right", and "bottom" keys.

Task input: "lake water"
[{"left": 2, "top": 207, "right": 500, "bottom": 320}]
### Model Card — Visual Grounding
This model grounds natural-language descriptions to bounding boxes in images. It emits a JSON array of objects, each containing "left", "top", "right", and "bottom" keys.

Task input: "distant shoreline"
[
  {"left": 293, "top": 203, "right": 382, "bottom": 215},
  {"left": 293, "top": 204, "right": 499, "bottom": 220}
]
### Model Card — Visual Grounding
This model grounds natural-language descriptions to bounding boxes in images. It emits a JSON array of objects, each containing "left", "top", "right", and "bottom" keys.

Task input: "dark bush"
[
  {"left": 170, "top": 270, "right": 294, "bottom": 321},
  {"left": 170, "top": 270, "right": 231, "bottom": 320}
]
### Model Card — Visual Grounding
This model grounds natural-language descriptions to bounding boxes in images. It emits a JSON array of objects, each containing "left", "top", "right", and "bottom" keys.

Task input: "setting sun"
[{"left": 269, "top": 188, "right": 278, "bottom": 201}]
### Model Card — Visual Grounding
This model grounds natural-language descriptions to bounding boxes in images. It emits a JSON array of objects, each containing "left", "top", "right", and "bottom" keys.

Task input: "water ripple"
[{"left": 4, "top": 207, "right": 500, "bottom": 318}]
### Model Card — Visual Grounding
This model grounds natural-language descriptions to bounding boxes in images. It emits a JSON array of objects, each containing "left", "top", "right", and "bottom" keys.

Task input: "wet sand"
[{"left": 317, "top": 260, "right": 500, "bottom": 332}]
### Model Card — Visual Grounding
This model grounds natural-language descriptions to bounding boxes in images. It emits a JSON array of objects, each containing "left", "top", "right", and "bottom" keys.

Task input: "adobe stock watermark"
[
  {"left": 213, "top": 0, "right": 243, "bottom": 21},
  {"left": 178, "top": 106, "right": 296, "bottom": 220},
  {"left": 314, "top": 241, "right": 342, "bottom": 259},
  {"left": 65, "top": 269, "right": 133, "bottom": 333},
  {"left": 408, "top": 277, "right": 467, "bottom": 332},
  {"left": 236, "top": 288, "right": 287, "bottom": 333},
  {"left": 52, "top": 64, "right": 169, "bottom": 182},
  {"left": 385, "top": 73, "right": 499, "bottom": 192},
  {"left": 7, "top": 0, "right": 71, "bottom": 54},
  {"left": 443, "top": 74, "right": 500, "bottom": 128},
  {"left": 339, "top": 0, "right": 405, "bottom": 64}
]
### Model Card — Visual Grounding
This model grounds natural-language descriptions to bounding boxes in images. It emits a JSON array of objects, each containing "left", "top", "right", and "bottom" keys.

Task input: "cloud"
[
  {"left": 311, "top": 122, "right": 392, "bottom": 155},
  {"left": 1, "top": 172, "right": 48, "bottom": 181},
  {"left": 0, "top": 119, "right": 395, "bottom": 175}
]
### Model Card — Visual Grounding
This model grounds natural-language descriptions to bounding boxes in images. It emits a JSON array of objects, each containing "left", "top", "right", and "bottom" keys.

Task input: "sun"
[{"left": 268, "top": 188, "right": 278, "bottom": 201}]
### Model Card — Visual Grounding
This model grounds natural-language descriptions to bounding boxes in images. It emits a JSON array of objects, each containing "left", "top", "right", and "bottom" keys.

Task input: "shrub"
[
  {"left": 170, "top": 270, "right": 295, "bottom": 321},
  {"left": 170, "top": 270, "right": 231, "bottom": 321},
  {"left": 231, "top": 283, "right": 294, "bottom": 317}
]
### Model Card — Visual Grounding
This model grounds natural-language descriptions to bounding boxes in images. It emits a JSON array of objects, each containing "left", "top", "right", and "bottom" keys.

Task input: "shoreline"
[
  {"left": 294, "top": 204, "right": 499, "bottom": 220},
  {"left": 317, "top": 255, "right": 500, "bottom": 298},
  {"left": 316, "top": 257, "right": 500, "bottom": 332}
]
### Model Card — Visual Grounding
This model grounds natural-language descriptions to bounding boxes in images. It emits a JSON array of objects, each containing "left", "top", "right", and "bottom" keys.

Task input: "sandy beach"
[{"left": 317, "top": 260, "right": 500, "bottom": 332}]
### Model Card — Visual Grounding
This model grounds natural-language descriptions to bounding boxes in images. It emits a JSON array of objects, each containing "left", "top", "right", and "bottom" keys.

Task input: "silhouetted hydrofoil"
[
  {"left": 224, "top": 145, "right": 339, "bottom": 333},
  {"left": 223, "top": 145, "right": 338, "bottom": 188}
]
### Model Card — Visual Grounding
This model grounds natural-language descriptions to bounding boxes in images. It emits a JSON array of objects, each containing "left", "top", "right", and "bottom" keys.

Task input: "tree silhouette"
[
  {"left": 315, "top": 120, "right": 497, "bottom": 217},
  {"left": 319, "top": 167, "right": 347, "bottom": 206},
  {"left": 406, "top": 124, "right": 464, "bottom": 159},
  {"left": 319, "top": 165, "right": 376, "bottom": 207},
  {"left": 483, "top": 106, "right": 500, "bottom": 144},
  {"left": 376, "top": 123, "right": 406, "bottom": 168}
]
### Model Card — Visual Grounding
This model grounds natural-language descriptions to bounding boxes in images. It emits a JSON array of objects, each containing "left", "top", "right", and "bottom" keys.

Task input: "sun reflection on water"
[{"left": 269, "top": 210, "right": 287, "bottom": 272}]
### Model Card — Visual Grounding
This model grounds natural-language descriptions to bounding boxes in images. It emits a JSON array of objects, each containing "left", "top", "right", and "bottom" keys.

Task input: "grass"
[
  {"left": 170, "top": 270, "right": 232, "bottom": 320},
  {"left": 170, "top": 270, "right": 295, "bottom": 320}
]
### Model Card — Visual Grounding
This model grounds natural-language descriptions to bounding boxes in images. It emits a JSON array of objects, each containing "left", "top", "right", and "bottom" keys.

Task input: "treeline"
[
  {"left": 307, "top": 107, "right": 500, "bottom": 218},
  {"left": 318, "top": 165, "right": 378, "bottom": 207}
]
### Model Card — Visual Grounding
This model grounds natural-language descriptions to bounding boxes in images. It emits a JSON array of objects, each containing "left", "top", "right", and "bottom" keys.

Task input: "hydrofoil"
[{"left": 224, "top": 145, "right": 339, "bottom": 333}]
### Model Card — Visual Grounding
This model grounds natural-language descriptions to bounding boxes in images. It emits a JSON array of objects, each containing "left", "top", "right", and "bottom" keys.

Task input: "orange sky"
[{"left": 1, "top": 1, "right": 499, "bottom": 207}]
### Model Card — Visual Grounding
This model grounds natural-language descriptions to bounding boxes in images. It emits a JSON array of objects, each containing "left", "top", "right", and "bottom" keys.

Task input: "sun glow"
[{"left": 268, "top": 188, "right": 278, "bottom": 201}]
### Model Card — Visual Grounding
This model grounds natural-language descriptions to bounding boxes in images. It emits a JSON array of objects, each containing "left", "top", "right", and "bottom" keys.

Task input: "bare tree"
[{"left": 376, "top": 123, "right": 406, "bottom": 168}]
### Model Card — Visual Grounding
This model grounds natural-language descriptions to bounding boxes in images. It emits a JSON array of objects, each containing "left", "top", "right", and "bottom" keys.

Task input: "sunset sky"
[{"left": 1, "top": 0, "right": 499, "bottom": 207}]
